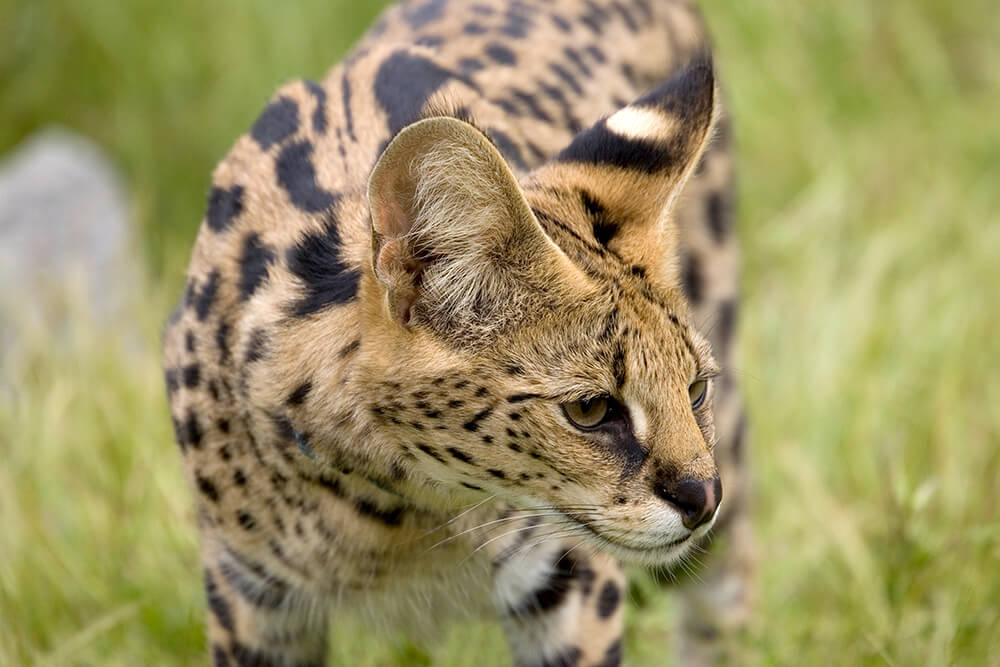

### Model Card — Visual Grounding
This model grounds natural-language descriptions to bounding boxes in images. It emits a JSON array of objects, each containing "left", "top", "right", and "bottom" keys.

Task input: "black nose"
[{"left": 653, "top": 476, "right": 722, "bottom": 530}]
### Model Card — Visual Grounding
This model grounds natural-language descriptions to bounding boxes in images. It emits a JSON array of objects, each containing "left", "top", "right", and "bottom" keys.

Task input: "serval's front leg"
[
  {"left": 201, "top": 538, "right": 330, "bottom": 667},
  {"left": 490, "top": 523, "right": 626, "bottom": 667}
]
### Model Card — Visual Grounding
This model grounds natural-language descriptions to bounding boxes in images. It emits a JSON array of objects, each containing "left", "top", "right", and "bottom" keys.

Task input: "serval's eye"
[
  {"left": 689, "top": 379, "right": 708, "bottom": 410},
  {"left": 563, "top": 396, "right": 610, "bottom": 430}
]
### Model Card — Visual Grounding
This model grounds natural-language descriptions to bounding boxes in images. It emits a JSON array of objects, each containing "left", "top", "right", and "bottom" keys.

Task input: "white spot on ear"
[{"left": 606, "top": 107, "right": 678, "bottom": 142}]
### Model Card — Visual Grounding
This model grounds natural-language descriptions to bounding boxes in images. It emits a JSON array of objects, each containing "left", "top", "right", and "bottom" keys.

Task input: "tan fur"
[{"left": 163, "top": 1, "right": 750, "bottom": 664}]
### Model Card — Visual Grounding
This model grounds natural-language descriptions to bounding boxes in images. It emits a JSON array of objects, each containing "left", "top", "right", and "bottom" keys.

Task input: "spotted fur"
[{"left": 164, "top": 1, "right": 750, "bottom": 664}]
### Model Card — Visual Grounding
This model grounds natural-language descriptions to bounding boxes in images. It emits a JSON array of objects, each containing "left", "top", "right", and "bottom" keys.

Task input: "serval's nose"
[{"left": 654, "top": 476, "right": 722, "bottom": 530}]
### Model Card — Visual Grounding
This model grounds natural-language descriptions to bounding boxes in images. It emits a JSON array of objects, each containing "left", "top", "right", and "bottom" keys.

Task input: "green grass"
[{"left": 2, "top": 0, "right": 999, "bottom": 664}]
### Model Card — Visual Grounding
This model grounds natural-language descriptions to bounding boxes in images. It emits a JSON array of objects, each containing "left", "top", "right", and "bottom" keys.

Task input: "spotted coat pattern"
[{"left": 163, "top": 1, "right": 751, "bottom": 665}]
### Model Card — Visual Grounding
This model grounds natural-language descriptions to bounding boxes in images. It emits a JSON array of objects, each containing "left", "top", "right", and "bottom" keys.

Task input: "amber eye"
[
  {"left": 689, "top": 379, "right": 708, "bottom": 410},
  {"left": 563, "top": 396, "right": 611, "bottom": 430}
]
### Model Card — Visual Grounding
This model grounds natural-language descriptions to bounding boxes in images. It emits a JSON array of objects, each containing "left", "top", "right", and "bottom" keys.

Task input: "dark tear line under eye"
[{"left": 562, "top": 394, "right": 647, "bottom": 479}]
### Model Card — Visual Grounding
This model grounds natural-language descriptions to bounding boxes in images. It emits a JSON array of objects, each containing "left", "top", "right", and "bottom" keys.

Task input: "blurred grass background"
[{"left": 1, "top": 0, "right": 998, "bottom": 664}]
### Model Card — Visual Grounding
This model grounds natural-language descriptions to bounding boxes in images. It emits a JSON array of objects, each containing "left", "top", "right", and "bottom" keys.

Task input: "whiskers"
[{"left": 421, "top": 503, "right": 603, "bottom": 560}]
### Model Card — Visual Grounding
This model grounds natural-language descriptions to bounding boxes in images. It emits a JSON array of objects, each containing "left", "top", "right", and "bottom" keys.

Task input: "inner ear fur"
[{"left": 367, "top": 116, "right": 586, "bottom": 336}]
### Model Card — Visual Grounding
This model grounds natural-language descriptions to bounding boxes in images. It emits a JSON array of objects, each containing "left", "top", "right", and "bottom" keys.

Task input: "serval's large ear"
[
  {"left": 528, "top": 53, "right": 718, "bottom": 284},
  {"left": 368, "top": 116, "right": 584, "bottom": 343}
]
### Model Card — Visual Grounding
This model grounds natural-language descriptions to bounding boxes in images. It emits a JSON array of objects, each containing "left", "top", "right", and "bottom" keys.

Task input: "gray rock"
[{"left": 0, "top": 128, "right": 140, "bottom": 380}]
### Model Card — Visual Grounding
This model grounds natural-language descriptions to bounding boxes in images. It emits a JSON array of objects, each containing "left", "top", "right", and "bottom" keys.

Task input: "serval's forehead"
[{"left": 494, "top": 285, "right": 699, "bottom": 396}]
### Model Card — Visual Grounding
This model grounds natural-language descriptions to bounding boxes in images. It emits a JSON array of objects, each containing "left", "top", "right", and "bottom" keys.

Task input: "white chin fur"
[{"left": 582, "top": 503, "right": 720, "bottom": 567}]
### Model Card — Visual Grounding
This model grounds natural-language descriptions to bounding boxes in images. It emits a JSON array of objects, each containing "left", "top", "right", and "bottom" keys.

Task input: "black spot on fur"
[
  {"left": 404, "top": 0, "right": 447, "bottom": 29},
  {"left": 551, "top": 13, "right": 572, "bottom": 32},
  {"left": 707, "top": 191, "right": 731, "bottom": 242},
  {"left": 599, "top": 308, "right": 620, "bottom": 342},
  {"left": 230, "top": 642, "right": 283, "bottom": 667},
  {"left": 355, "top": 498, "right": 404, "bottom": 526},
  {"left": 196, "top": 474, "right": 219, "bottom": 502},
  {"left": 165, "top": 369, "right": 179, "bottom": 396},
  {"left": 596, "top": 639, "right": 623, "bottom": 667},
  {"left": 549, "top": 62, "right": 582, "bottom": 96},
  {"left": 212, "top": 645, "right": 230, "bottom": 667},
  {"left": 375, "top": 51, "right": 454, "bottom": 135},
  {"left": 204, "top": 571, "right": 234, "bottom": 632},
  {"left": 286, "top": 212, "right": 360, "bottom": 316},
  {"left": 717, "top": 298, "right": 738, "bottom": 347},
  {"left": 416, "top": 443, "right": 446, "bottom": 463},
  {"left": 463, "top": 406, "right": 493, "bottom": 432},
  {"left": 461, "top": 482, "right": 483, "bottom": 491},
  {"left": 511, "top": 88, "right": 553, "bottom": 123},
  {"left": 447, "top": 447, "right": 473, "bottom": 463},
  {"left": 682, "top": 253, "right": 703, "bottom": 304},
  {"left": 287, "top": 382, "right": 312, "bottom": 406},
  {"left": 634, "top": 0, "right": 653, "bottom": 21},
  {"left": 597, "top": 580, "right": 621, "bottom": 618},
  {"left": 463, "top": 21, "right": 487, "bottom": 35},
  {"left": 485, "top": 42, "right": 516, "bottom": 65},
  {"left": 507, "top": 551, "right": 579, "bottom": 617},
  {"left": 271, "top": 414, "right": 295, "bottom": 441},
  {"left": 316, "top": 475, "right": 344, "bottom": 498},
  {"left": 236, "top": 511, "right": 257, "bottom": 531},
  {"left": 215, "top": 321, "right": 231, "bottom": 364},
  {"left": 415, "top": 35, "right": 443, "bottom": 48},
  {"left": 562, "top": 46, "right": 591, "bottom": 77},
  {"left": 276, "top": 140, "right": 337, "bottom": 213},
  {"left": 501, "top": 9, "right": 531, "bottom": 39},
  {"left": 488, "top": 128, "right": 526, "bottom": 168},
  {"left": 581, "top": 191, "right": 617, "bottom": 245},
  {"left": 612, "top": 347, "right": 626, "bottom": 389},
  {"left": 340, "top": 74, "right": 356, "bottom": 143},
  {"left": 487, "top": 468, "right": 506, "bottom": 479},
  {"left": 238, "top": 234, "right": 276, "bottom": 301},
  {"left": 244, "top": 328, "right": 268, "bottom": 364},
  {"left": 205, "top": 185, "right": 244, "bottom": 233},
  {"left": 190, "top": 270, "right": 221, "bottom": 321},
  {"left": 233, "top": 469, "right": 246, "bottom": 486},
  {"left": 339, "top": 339, "right": 361, "bottom": 358},
  {"left": 304, "top": 80, "right": 327, "bottom": 133},
  {"left": 493, "top": 97, "right": 520, "bottom": 115},
  {"left": 611, "top": 1, "right": 639, "bottom": 32},
  {"left": 585, "top": 44, "right": 607, "bottom": 64},
  {"left": 580, "top": 0, "right": 607, "bottom": 34},
  {"left": 177, "top": 409, "right": 203, "bottom": 449},
  {"left": 251, "top": 97, "right": 299, "bottom": 150},
  {"left": 536, "top": 80, "right": 582, "bottom": 134},
  {"left": 459, "top": 57, "right": 485, "bottom": 73}
]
